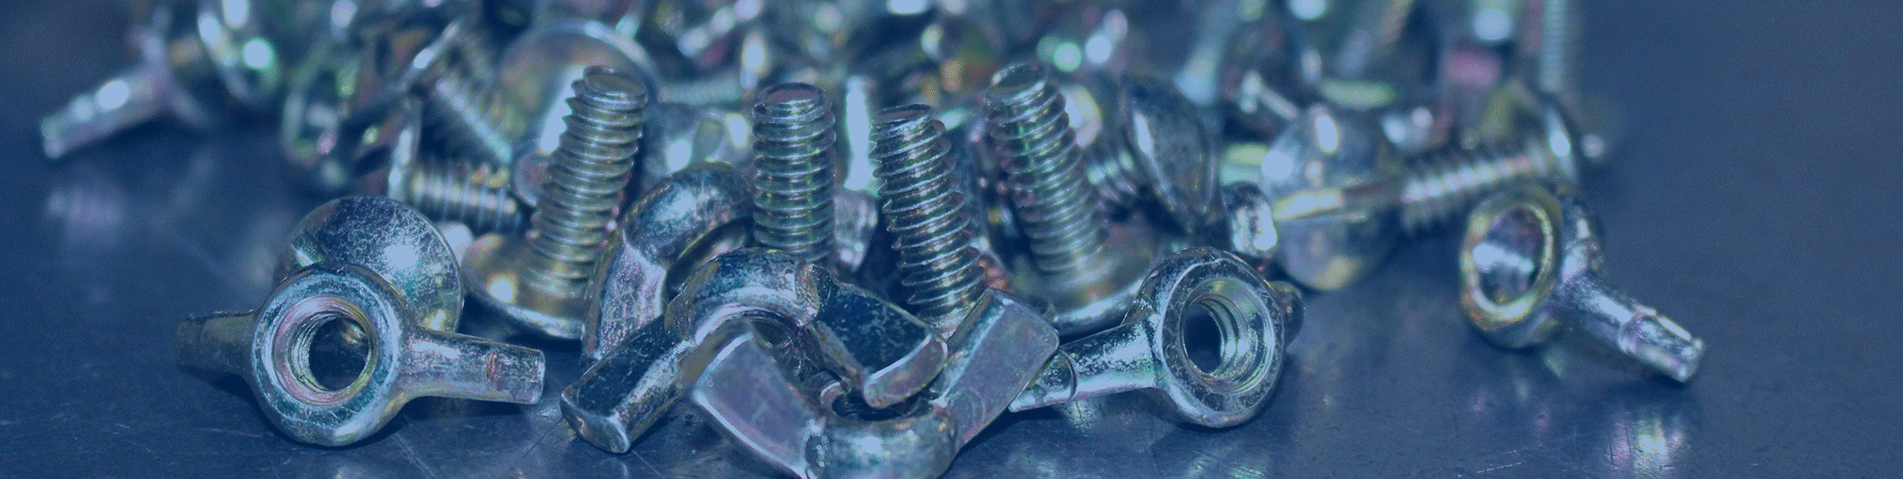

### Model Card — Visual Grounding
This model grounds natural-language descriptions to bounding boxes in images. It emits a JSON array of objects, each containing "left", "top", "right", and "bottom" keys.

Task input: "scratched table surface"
[{"left": 3, "top": 1, "right": 1900, "bottom": 477}]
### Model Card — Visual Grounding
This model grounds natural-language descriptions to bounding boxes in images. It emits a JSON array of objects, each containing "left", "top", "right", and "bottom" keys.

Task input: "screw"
[
  {"left": 463, "top": 66, "right": 646, "bottom": 339},
  {"left": 872, "top": 104, "right": 984, "bottom": 337},
  {"left": 355, "top": 99, "right": 528, "bottom": 234},
  {"left": 985, "top": 63, "right": 1109, "bottom": 281},
  {"left": 403, "top": 20, "right": 522, "bottom": 167},
  {"left": 40, "top": 0, "right": 286, "bottom": 158},
  {"left": 525, "top": 66, "right": 646, "bottom": 298},
  {"left": 1081, "top": 73, "right": 1221, "bottom": 234},
  {"left": 750, "top": 83, "right": 838, "bottom": 267},
  {"left": 987, "top": 62, "right": 1158, "bottom": 334},
  {"left": 1239, "top": 95, "right": 1584, "bottom": 290},
  {"left": 1459, "top": 181, "right": 1705, "bottom": 381}
]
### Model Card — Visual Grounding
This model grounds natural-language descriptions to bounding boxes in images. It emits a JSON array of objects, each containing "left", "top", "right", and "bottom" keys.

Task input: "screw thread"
[
  {"left": 749, "top": 83, "right": 837, "bottom": 266},
  {"left": 1399, "top": 138, "right": 1567, "bottom": 234},
  {"left": 985, "top": 63, "right": 1110, "bottom": 279},
  {"left": 523, "top": 67, "right": 646, "bottom": 296},
  {"left": 1536, "top": 0, "right": 1582, "bottom": 101},
  {"left": 401, "top": 159, "right": 529, "bottom": 234},
  {"left": 873, "top": 105, "right": 984, "bottom": 336},
  {"left": 1082, "top": 137, "right": 1143, "bottom": 211},
  {"left": 425, "top": 64, "right": 521, "bottom": 167}
]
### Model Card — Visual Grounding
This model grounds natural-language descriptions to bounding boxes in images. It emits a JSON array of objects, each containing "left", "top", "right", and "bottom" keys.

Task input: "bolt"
[
  {"left": 404, "top": 20, "right": 522, "bottom": 167},
  {"left": 872, "top": 104, "right": 984, "bottom": 337},
  {"left": 1459, "top": 181, "right": 1705, "bottom": 382},
  {"left": 463, "top": 66, "right": 646, "bottom": 339},
  {"left": 1234, "top": 95, "right": 1584, "bottom": 290},
  {"left": 1010, "top": 248, "right": 1302, "bottom": 427},
  {"left": 354, "top": 99, "right": 528, "bottom": 234},
  {"left": 498, "top": 19, "right": 660, "bottom": 167},
  {"left": 1399, "top": 99, "right": 1579, "bottom": 233},
  {"left": 41, "top": 0, "right": 288, "bottom": 158},
  {"left": 1081, "top": 73, "right": 1221, "bottom": 234},
  {"left": 986, "top": 62, "right": 1153, "bottom": 334},
  {"left": 750, "top": 83, "right": 838, "bottom": 267}
]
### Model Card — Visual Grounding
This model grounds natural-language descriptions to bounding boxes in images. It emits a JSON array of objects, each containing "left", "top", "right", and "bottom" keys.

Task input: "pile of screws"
[{"left": 47, "top": 0, "right": 1707, "bottom": 476}]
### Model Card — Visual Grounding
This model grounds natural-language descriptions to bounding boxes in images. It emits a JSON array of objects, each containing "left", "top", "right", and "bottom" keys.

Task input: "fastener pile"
[{"left": 45, "top": 0, "right": 1707, "bottom": 476}]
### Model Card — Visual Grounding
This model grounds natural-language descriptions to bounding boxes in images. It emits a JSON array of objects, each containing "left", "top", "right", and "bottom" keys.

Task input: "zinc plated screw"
[
  {"left": 1234, "top": 94, "right": 1584, "bottom": 290},
  {"left": 357, "top": 99, "right": 528, "bottom": 234},
  {"left": 750, "top": 83, "right": 838, "bottom": 267},
  {"left": 41, "top": 0, "right": 287, "bottom": 159},
  {"left": 525, "top": 67, "right": 645, "bottom": 302},
  {"left": 464, "top": 66, "right": 646, "bottom": 339},
  {"left": 403, "top": 20, "right": 523, "bottom": 167},
  {"left": 986, "top": 62, "right": 1152, "bottom": 334},
  {"left": 1459, "top": 181, "right": 1705, "bottom": 382},
  {"left": 872, "top": 104, "right": 986, "bottom": 337}
]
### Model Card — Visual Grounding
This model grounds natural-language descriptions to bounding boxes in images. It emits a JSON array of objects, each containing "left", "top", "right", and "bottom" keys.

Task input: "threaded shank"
[
  {"left": 426, "top": 64, "right": 522, "bottom": 166},
  {"left": 1400, "top": 139, "right": 1564, "bottom": 233},
  {"left": 402, "top": 159, "right": 529, "bottom": 234},
  {"left": 750, "top": 83, "right": 837, "bottom": 266},
  {"left": 1083, "top": 137, "right": 1143, "bottom": 210},
  {"left": 524, "top": 67, "right": 646, "bottom": 296},
  {"left": 985, "top": 63, "right": 1109, "bottom": 278},
  {"left": 874, "top": 105, "right": 984, "bottom": 335}
]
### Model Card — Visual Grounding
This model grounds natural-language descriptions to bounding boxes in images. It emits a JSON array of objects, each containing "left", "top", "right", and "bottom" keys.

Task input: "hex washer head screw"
[
  {"left": 1458, "top": 181, "right": 1705, "bottom": 382},
  {"left": 1010, "top": 247, "right": 1303, "bottom": 427}
]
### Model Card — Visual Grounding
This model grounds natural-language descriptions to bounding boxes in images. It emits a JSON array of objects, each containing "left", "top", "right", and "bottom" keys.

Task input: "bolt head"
[
  {"left": 1252, "top": 104, "right": 1401, "bottom": 290},
  {"left": 1118, "top": 73, "right": 1220, "bottom": 233}
]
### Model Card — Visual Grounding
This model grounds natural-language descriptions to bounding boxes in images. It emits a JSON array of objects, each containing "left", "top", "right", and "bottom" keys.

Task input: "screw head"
[{"left": 1252, "top": 104, "right": 1402, "bottom": 291}]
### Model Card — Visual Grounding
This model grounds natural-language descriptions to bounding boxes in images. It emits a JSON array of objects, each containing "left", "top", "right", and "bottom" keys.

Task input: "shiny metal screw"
[
  {"left": 985, "top": 63, "right": 1110, "bottom": 281},
  {"left": 425, "top": 60, "right": 523, "bottom": 167},
  {"left": 1459, "top": 181, "right": 1705, "bottom": 381},
  {"left": 358, "top": 99, "right": 527, "bottom": 234},
  {"left": 750, "top": 83, "right": 837, "bottom": 267},
  {"left": 41, "top": 0, "right": 286, "bottom": 159},
  {"left": 1398, "top": 96, "right": 1582, "bottom": 233},
  {"left": 872, "top": 104, "right": 985, "bottom": 337},
  {"left": 396, "top": 159, "right": 530, "bottom": 234},
  {"left": 522, "top": 66, "right": 647, "bottom": 298}
]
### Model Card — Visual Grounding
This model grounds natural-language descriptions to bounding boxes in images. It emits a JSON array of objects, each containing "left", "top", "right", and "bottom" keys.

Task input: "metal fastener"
[
  {"left": 751, "top": 83, "right": 839, "bottom": 267},
  {"left": 985, "top": 62, "right": 1151, "bottom": 334},
  {"left": 581, "top": 163, "right": 754, "bottom": 361},
  {"left": 354, "top": 99, "right": 528, "bottom": 234},
  {"left": 686, "top": 286, "right": 1056, "bottom": 479},
  {"left": 1083, "top": 73, "right": 1221, "bottom": 234},
  {"left": 1229, "top": 95, "right": 1585, "bottom": 290},
  {"left": 177, "top": 197, "right": 544, "bottom": 446},
  {"left": 872, "top": 104, "right": 984, "bottom": 336},
  {"left": 42, "top": 0, "right": 288, "bottom": 158},
  {"left": 1011, "top": 247, "right": 1302, "bottom": 428},
  {"left": 464, "top": 66, "right": 646, "bottom": 339},
  {"left": 561, "top": 249, "right": 946, "bottom": 453},
  {"left": 1458, "top": 181, "right": 1705, "bottom": 382}
]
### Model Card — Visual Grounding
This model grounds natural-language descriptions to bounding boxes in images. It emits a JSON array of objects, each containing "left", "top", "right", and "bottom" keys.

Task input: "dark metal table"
[{"left": 3, "top": 1, "right": 1899, "bottom": 476}]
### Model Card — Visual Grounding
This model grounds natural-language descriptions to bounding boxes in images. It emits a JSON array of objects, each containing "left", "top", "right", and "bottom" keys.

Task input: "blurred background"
[{"left": 1, "top": 0, "right": 1900, "bottom": 476}]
